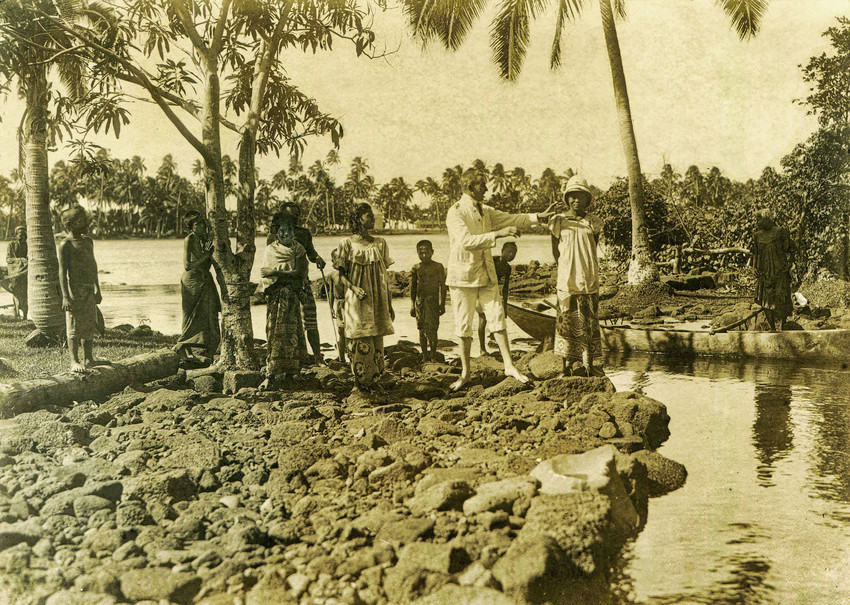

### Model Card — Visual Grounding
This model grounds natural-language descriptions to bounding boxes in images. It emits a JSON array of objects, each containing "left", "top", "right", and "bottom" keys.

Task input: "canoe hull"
[{"left": 505, "top": 302, "right": 850, "bottom": 362}]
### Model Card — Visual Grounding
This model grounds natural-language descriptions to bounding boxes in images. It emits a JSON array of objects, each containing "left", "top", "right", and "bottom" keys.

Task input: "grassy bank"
[{"left": 0, "top": 315, "right": 176, "bottom": 383}]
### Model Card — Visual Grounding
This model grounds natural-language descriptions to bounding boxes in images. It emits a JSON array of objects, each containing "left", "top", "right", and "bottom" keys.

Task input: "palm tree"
[
  {"left": 326, "top": 149, "right": 341, "bottom": 227},
  {"left": 0, "top": 0, "right": 88, "bottom": 339},
  {"left": 416, "top": 176, "right": 444, "bottom": 223},
  {"left": 401, "top": 0, "right": 767, "bottom": 283}
]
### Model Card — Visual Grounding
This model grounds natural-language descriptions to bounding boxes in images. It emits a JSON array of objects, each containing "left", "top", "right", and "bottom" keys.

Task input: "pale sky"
[{"left": 0, "top": 0, "right": 846, "bottom": 191}]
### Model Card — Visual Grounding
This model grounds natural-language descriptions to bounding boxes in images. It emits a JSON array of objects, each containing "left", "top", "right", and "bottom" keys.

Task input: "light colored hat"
[{"left": 565, "top": 175, "right": 591, "bottom": 196}]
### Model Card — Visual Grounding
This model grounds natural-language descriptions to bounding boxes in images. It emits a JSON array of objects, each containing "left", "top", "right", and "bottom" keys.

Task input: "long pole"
[{"left": 319, "top": 266, "right": 339, "bottom": 351}]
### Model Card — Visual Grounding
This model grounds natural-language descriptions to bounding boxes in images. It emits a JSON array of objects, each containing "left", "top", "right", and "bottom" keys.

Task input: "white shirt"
[{"left": 445, "top": 194, "right": 537, "bottom": 288}]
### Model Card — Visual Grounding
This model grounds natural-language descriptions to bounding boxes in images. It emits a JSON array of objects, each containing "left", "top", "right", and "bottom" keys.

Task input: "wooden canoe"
[{"left": 504, "top": 302, "right": 850, "bottom": 362}]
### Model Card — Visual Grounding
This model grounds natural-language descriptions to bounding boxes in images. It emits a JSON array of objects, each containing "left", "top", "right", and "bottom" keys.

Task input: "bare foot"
[
  {"left": 479, "top": 350, "right": 491, "bottom": 357},
  {"left": 70, "top": 362, "right": 88, "bottom": 374},
  {"left": 257, "top": 377, "right": 272, "bottom": 393},
  {"left": 449, "top": 373, "right": 470, "bottom": 392},
  {"left": 504, "top": 366, "right": 530, "bottom": 383}
]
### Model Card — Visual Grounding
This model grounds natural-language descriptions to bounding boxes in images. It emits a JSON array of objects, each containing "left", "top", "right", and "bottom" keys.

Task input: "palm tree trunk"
[
  {"left": 23, "top": 68, "right": 64, "bottom": 341},
  {"left": 599, "top": 0, "right": 657, "bottom": 284}
]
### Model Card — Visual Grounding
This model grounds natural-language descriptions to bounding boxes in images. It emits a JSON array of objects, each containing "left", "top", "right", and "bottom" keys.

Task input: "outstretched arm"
[{"left": 446, "top": 207, "right": 498, "bottom": 250}]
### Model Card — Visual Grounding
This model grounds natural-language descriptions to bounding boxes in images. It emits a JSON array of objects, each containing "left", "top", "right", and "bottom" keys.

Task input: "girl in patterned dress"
[
  {"left": 335, "top": 203, "right": 395, "bottom": 392},
  {"left": 258, "top": 211, "right": 309, "bottom": 391},
  {"left": 549, "top": 176, "right": 605, "bottom": 377}
]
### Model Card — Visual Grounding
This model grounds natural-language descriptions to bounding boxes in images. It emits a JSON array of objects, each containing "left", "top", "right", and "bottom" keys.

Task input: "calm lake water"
[
  {"left": 3, "top": 236, "right": 848, "bottom": 602},
  {"left": 37, "top": 233, "right": 558, "bottom": 346},
  {"left": 606, "top": 355, "right": 850, "bottom": 604}
]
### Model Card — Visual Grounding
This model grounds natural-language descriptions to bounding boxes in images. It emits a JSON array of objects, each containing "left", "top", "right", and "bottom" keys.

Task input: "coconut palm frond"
[
  {"left": 716, "top": 0, "right": 767, "bottom": 40},
  {"left": 550, "top": 0, "right": 585, "bottom": 69},
  {"left": 612, "top": 0, "right": 626, "bottom": 20},
  {"left": 403, "top": 0, "right": 488, "bottom": 50},
  {"left": 56, "top": 54, "right": 86, "bottom": 101},
  {"left": 491, "top": 0, "right": 548, "bottom": 81}
]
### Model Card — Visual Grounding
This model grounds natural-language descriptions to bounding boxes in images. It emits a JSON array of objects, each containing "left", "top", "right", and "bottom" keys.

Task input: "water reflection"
[
  {"left": 752, "top": 381, "right": 793, "bottom": 487},
  {"left": 605, "top": 354, "right": 850, "bottom": 603}
]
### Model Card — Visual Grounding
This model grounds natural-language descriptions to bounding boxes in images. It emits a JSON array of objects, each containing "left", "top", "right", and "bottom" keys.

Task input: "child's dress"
[
  {"left": 261, "top": 240, "right": 309, "bottom": 374},
  {"left": 336, "top": 236, "right": 394, "bottom": 385},
  {"left": 549, "top": 212, "right": 604, "bottom": 362}
]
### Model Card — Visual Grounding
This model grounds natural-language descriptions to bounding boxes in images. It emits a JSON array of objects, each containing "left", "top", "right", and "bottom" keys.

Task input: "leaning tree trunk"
[
  {"left": 23, "top": 68, "right": 64, "bottom": 341},
  {"left": 201, "top": 59, "right": 256, "bottom": 370},
  {"left": 600, "top": 0, "right": 658, "bottom": 285}
]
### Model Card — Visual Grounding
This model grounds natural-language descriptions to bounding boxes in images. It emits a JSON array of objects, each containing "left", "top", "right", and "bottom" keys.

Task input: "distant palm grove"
[{"left": 0, "top": 142, "right": 846, "bottom": 280}]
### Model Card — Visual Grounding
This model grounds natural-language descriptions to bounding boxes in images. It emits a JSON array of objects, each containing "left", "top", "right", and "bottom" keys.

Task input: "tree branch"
[
  {"left": 210, "top": 0, "right": 233, "bottom": 55},
  {"left": 112, "top": 71, "right": 240, "bottom": 133},
  {"left": 43, "top": 15, "right": 213, "bottom": 163},
  {"left": 169, "top": 0, "right": 209, "bottom": 56}
]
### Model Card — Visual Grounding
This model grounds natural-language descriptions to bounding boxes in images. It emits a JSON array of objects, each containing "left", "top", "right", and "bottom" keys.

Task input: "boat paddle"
[
  {"left": 709, "top": 306, "right": 763, "bottom": 335},
  {"left": 319, "top": 266, "right": 340, "bottom": 353}
]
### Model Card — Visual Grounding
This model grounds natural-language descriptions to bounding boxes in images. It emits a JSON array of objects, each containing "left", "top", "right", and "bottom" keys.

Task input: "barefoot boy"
[
  {"left": 58, "top": 206, "right": 103, "bottom": 373},
  {"left": 409, "top": 240, "right": 446, "bottom": 361},
  {"left": 478, "top": 241, "right": 516, "bottom": 355}
]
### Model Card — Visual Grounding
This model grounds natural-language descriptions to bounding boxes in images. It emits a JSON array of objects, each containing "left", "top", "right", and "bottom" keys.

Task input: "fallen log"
[
  {"left": 682, "top": 246, "right": 751, "bottom": 256},
  {"left": 0, "top": 348, "right": 179, "bottom": 419}
]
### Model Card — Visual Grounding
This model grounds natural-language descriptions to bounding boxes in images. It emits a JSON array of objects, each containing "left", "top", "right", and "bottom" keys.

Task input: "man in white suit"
[{"left": 445, "top": 169, "right": 550, "bottom": 391}]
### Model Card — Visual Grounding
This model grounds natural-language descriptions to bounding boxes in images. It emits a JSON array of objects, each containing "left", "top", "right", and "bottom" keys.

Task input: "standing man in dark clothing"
[{"left": 281, "top": 201, "right": 326, "bottom": 365}]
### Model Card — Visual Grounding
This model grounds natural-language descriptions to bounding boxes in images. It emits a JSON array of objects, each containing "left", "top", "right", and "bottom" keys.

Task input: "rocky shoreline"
[{"left": 0, "top": 345, "right": 686, "bottom": 605}]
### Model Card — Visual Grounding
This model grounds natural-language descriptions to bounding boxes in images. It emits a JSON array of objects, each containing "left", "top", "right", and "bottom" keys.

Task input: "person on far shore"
[
  {"left": 258, "top": 210, "right": 310, "bottom": 391},
  {"left": 478, "top": 240, "right": 516, "bottom": 356},
  {"left": 549, "top": 176, "right": 604, "bottom": 377},
  {"left": 335, "top": 203, "right": 395, "bottom": 394},
  {"left": 445, "top": 169, "right": 550, "bottom": 391},
  {"left": 752, "top": 208, "right": 795, "bottom": 331},
  {"left": 270, "top": 201, "right": 326, "bottom": 366},
  {"left": 324, "top": 248, "right": 347, "bottom": 363},
  {"left": 174, "top": 211, "right": 221, "bottom": 366},
  {"left": 58, "top": 206, "right": 104, "bottom": 373},
  {"left": 6, "top": 226, "right": 28, "bottom": 320},
  {"left": 410, "top": 239, "right": 446, "bottom": 361}
]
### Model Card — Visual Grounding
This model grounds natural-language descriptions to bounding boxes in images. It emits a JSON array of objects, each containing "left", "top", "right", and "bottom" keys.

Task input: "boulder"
[
  {"left": 462, "top": 476, "right": 539, "bottom": 516},
  {"left": 530, "top": 445, "right": 639, "bottom": 534},
  {"left": 1, "top": 410, "right": 90, "bottom": 454},
  {"left": 395, "top": 542, "right": 470, "bottom": 575},
  {"left": 0, "top": 520, "right": 42, "bottom": 552},
  {"left": 376, "top": 517, "right": 435, "bottom": 546},
  {"left": 632, "top": 450, "right": 687, "bottom": 496},
  {"left": 222, "top": 370, "right": 263, "bottom": 395},
  {"left": 123, "top": 469, "right": 197, "bottom": 503},
  {"left": 411, "top": 585, "right": 513, "bottom": 605},
  {"left": 527, "top": 351, "right": 563, "bottom": 381},
  {"left": 406, "top": 480, "right": 473, "bottom": 515},
  {"left": 596, "top": 392, "right": 670, "bottom": 449},
  {"left": 522, "top": 491, "right": 620, "bottom": 575},
  {"left": 491, "top": 532, "right": 577, "bottom": 602},
  {"left": 119, "top": 569, "right": 201, "bottom": 604},
  {"left": 540, "top": 376, "right": 615, "bottom": 403}
]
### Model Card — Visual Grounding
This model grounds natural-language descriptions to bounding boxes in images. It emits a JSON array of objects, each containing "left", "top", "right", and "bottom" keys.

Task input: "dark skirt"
[
  {"left": 266, "top": 281, "right": 309, "bottom": 375},
  {"left": 176, "top": 268, "right": 221, "bottom": 357},
  {"left": 755, "top": 273, "right": 793, "bottom": 317},
  {"left": 554, "top": 293, "right": 602, "bottom": 362}
]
